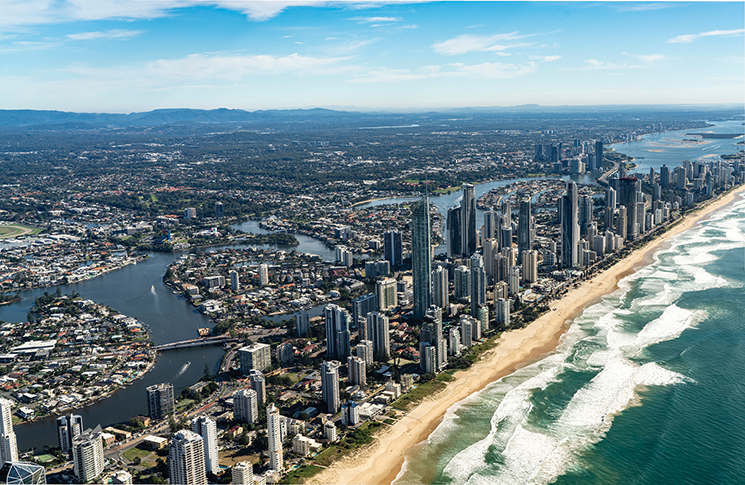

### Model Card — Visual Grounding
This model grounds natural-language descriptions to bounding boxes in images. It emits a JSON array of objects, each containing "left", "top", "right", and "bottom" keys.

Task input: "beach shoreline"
[{"left": 312, "top": 184, "right": 744, "bottom": 485}]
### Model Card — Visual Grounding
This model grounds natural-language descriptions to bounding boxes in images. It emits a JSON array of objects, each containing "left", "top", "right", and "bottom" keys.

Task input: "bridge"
[{"left": 153, "top": 335, "right": 240, "bottom": 352}]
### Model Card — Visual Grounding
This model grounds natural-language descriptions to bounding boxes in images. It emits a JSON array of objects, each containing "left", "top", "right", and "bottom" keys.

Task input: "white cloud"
[
  {"left": 350, "top": 16, "right": 402, "bottom": 23},
  {"left": 667, "top": 29, "right": 745, "bottom": 44},
  {"left": 432, "top": 33, "right": 535, "bottom": 56},
  {"left": 0, "top": 0, "right": 423, "bottom": 29},
  {"left": 67, "top": 29, "right": 144, "bottom": 40},
  {"left": 622, "top": 52, "right": 666, "bottom": 64},
  {"left": 350, "top": 60, "right": 540, "bottom": 83},
  {"left": 148, "top": 52, "right": 353, "bottom": 81},
  {"left": 324, "top": 37, "right": 380, "bottom": 54},
  {"left": 530, "top": 55, "right": 561, "bottom": 62}
]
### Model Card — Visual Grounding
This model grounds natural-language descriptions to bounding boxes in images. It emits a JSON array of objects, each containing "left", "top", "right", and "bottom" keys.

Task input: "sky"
[{"left": 0, "top": 1, "right": 743, "bottom": 112}]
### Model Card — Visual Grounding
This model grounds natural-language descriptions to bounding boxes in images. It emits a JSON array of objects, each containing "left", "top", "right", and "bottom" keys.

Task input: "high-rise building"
[
  {"left": 295, "top": 310, "right": 311, "bottom": 338},
  {"left": 368, "top": 312, "right": 390, "bottom": 362},
  {"left": 508, "top": 266, "right": 521, "bottom": 296},
  {"left": 56, "top": 414, "right": 83, "bottom": 456},
  {"left": 192, "top": 416, "right": 218, "bottom": 475},
  {"left": 454, "top": 265, "right": 470, "bottom": 299},
  {"left": 231, "top": 462, "right": 254, "bottom": 485},
  {"left": 364, "top": 260, "right": 390, "bottom": 278},
  {"left": 341, "top": 401, "right": 360, "bottom": 426},
  {"left": 214, "top": 202, "right": 224, "bottom": 219},
  {"left": 184, "top": 208, "right": 197, "bottom": 219},
  {"left": 499, "top": 225, "right": 513, "bottom": 252},
  {"left": 484, "top": 209, "right": 497, "bottom": 242},
  {"left": 239, "top": 343, "right": 272, "bottom": 374},
  {"left": 229, "top": 270, "right": 240, "bottom": 290},
  {"left": 72, "top": 426, "right": 105, "bottom": 484},
  {"left": 522, "top": 249, "right": 538, "bottom": 284},
  {"left": 460, "top": 316, "right": 473, "bottom": 348},
  {"left": 249, "top": 370, "right": 266, "bottom": 405},
  {"left": 351, "top": 293, "right": 378, "bottom": 340},
  {"left": 325, "top": 304, "right": 351, "bottom": 360},
  {"left": 495, "top": 298, "right": 510, "bottom": 328},
  {"left": 447, "top": 207, "right": 462, "bottom": 258},
  {"left": 517, "top": 199, "right": 533, "bottom": 262},
  {"left": 616, "top": 205, "right": 628, "bottom": 241},
  {"left": 411, "top": 195, "right": 432, "bottom": 319},
  {"left": 146, "top": 383, "right": 174, "bottom": 421},
  {"left": 376, "top": 278, "right": 398, "bottom": 311},
  {"left": 432, "top": 266, "right": 449, "bottom": 309},
  {"left": 594, "top": 140, "right": 603, "bottom": 171},
  {"left": 383, "top": 231, "right": 403, "bottom": 267},
  {"left": 321, "top": 361, "right": 341, "bottom": 414},
  {"left": 0, "top": 399, "right": 18, "bottom": 467},
  {"left": 0, "top": 462, "right": 46, "bottom": 484},
  {"left": 258, "top": 264, "right": 269, "bottom": 286},
  {"left": 461, "top": 184, "right": 477, "bottom": 256},
  {"left": 232, "top": 389, "right": 259, "bottom": 424},
  {"left": 169, "top": 429, "right": 206, "bottom": 485},
  {"left": 470, "top": 254, "right": 486, "bottom": 316},
  {"left": 660, "top": 164, "right": 671, "bottom": 188},
  {"left": 579, "top": 196, "right": 593, "bottom": 234},
  {"left": 266, "top": 403, "right": 283, "bottom": 472},
  {"left": 356, "top": 340, "right": 374, "bottom": 366},
  {"left": 501, "top": 198, "right": 511, "bottom": 228},
  {"left": 347, "top": 356, "right": 366, "bottom": 386},
  {"left": 561, "top": 181, "right": 580, "bottom": 268}
]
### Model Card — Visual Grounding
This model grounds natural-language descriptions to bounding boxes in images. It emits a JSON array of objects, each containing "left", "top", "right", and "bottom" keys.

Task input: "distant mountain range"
[{"left": 0, "top": 105, "right": 741, "bottom": 129}]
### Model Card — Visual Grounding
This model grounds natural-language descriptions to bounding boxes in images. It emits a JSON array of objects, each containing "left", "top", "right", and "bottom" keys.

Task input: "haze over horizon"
[{"left": 1, "top": 1, "right": 743, "bottom": 113}]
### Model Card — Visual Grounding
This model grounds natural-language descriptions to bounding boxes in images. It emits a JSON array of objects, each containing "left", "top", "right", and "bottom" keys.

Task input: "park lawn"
[
  {"left": 282, "top": 464, "right": 324, "bottom": 484},
  {"left": 175, "top": 398, "right": 195, "bottom": 412},
  {"left": 124, "top": 446, "right": 153, "bottom": 462},
  {"left": 391, "top": 378, "right": 447, "bottom": 411}
]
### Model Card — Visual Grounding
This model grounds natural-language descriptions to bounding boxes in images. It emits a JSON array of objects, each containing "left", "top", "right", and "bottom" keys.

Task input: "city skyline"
[{"left": 0, "top": 1, "right": 742, "bottom": 112}]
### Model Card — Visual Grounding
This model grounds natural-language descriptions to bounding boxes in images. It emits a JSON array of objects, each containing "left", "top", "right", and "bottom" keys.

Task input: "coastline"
[{"left": 312, "top": 184, "right": 745, "bottom": 485}]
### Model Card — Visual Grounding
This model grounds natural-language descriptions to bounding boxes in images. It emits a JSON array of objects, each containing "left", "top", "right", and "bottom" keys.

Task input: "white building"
[
  {"left": 233, "top": 389, "right": 259, "bottom": 424},
  {"left": 192, "top": 416, "right": 218, "bottom": 475},
  {"left": 321, "top": 361, "right": 341, "bottom": 414},
  {"left": 267, "top": 404, "right": 283, "bottom": 472},
  {"left": 259, "top": 264, "right": 269, "bottom": 286},
  {"left": 0, "top": 399, "right": 18, "bottom": 466},
  {"left": 239, "top": 343, "right": 272, "bottom": 374},
  {"left": 72, "top": 426, "right": 105, "bottom": 483},
  {"left": 168, "top": 429, "right": 206, "bottom": 485}
]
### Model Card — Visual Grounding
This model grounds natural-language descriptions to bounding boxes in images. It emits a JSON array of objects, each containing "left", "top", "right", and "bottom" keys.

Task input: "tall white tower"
[
  {"left": 267, "top": 404, "right": 283, "bottom": 472},
  {"left": 0, "top": 399, "right": 18, "bottom": 466},
  {"left": 191, "top": 416, "right": 218, "bottom": 475},
  {"left": 168, "top": 429, "right": 206, "bottom": 485}
]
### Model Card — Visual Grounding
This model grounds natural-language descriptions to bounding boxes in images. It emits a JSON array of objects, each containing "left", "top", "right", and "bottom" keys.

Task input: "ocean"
[{"left": 394, "top": 191, "right": 745, "bottom": 485}]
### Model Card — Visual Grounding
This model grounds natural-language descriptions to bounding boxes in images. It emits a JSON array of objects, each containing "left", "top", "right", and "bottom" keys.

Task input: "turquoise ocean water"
[{"left": 394, "top": 191, "right": 745, "bottom": 485}]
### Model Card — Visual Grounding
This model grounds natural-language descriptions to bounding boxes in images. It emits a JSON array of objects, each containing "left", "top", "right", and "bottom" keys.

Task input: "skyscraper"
[
  {"left": 383, "top": 231, "right": 403, "bottom": 267},
  {"left": 470, "top": 254, "right": 486, "bottom": 317},
  {"left": 351, "top": 293, "right": 378, "bottom": 340},
  {"left": 214, "top": 201, "right": 224, "bottom": 219},
  {"left": 411, "top": 195, "right": 432, "bottom": 319},
  {"left": 376, "top": 278, "right": 397, "bottom": 311},
  {"left": 169, "top": 429, "right": 206, "bottom": 485},
  {"left": 56, "top": 414, "right": 83, "bottom": 456},
  {"left": 517, "top": 199, "right": 533, "bottom": 262},
  {"left": 239, "top": 343, "right": 272, "bottom": 374},
  {"left": 446, "top": 207, "right": 462, "bottom": 258},
  {"left": 258, "top": 263, "right": 269, "bottom": 286},
  {"left": 191, "top": 416, "right": 218, "bottom": 476},
  {"left": 594, "top": 140, "right": 603, "bottom": 171},
  {"left": 229, "top": 270, "right": 240, "bottom": 290},
  {"left": 321, "top": 361, "right": 341, "bottom": 414},
  {"left": 495, "top": 298, "right": 510, "bottom": 328},
  {"left": 484, "top": 209, "right": 497, "bottom": 242},
  {"left": 461, "top": 184, "right": 477, "bottom": 256},
  {"left": 561, "top": 181, "right": 580, "bottom": 268},
  {"left": 368, "top": 312, "right": 390, "bottom": 362},
  {"left": 522, "top": 249, "right": 538, "bottom": 284},
  {"left": 249, "top": 370, "right": 266, "bottom": 405},
  {"left": 347, "top": 356, "right": 366, "bottom": 386},
  {"left": 146, "top": 383, "right": 174, "bottom": 421},
  {"left": 72, "top": 426, "right": 105, "bottom": 484},
  {"left": 295, "top": 309, "right": 311, "bottom": 338},
  {"left": 0, "top": 399, "right": 18, "bottom": 467},
  {"left": 324, "top": 304, "right": 351, "bottom": 360},
  {"left": 232, "top": 389, "right": 259, "bottom": 424},
  {"left": 432, "top": 265, "right": 449, "bottom": 309}
]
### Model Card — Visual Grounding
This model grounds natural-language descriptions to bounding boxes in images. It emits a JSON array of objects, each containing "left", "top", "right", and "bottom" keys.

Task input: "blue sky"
[{"left": 0, "top": 1, "right": 743, "bottom": 112}]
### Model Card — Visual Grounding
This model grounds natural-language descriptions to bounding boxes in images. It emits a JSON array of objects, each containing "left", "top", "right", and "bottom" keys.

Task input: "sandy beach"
[{"left": 312, "top": 184, "right": 744, "bottom": 485}]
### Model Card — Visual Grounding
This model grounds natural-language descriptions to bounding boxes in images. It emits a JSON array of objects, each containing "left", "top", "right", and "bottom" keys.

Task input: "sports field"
[{"left": 0, "top": 223, "right": 40, "bottom": 239}]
